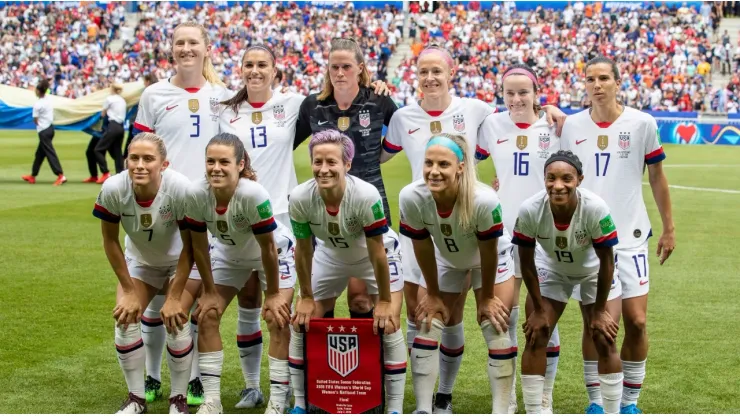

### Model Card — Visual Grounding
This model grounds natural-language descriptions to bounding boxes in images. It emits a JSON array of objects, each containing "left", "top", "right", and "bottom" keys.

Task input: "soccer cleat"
[
  {"left": 96, "top": 172, "right": 111, "bottom": 184},
  {"left": 433, "top": 393, "right": 453, "bottom": 414},
  {"left": 235, "top": 388, "right": 264, "bottom": 409},
  {"left": 586, "top": 403, "right": 605, "bottom": 414},
  {"left": 289, "top": 406, "right": 306, "bottom": 414},
  {"left": 542, "top": 394, "right": 553, "bottom": 414},
  {"left": 188, "top": 378, "right": 205, "bottom": 406},
  {"left": 621, "top": 404, "right": 643, "bottom": 414},
  {"left": 83, "top": 176, "right": 99, "bottom": 183},
  {"left": 196, "top": 398, "right": 223, "bottom": 414},
  {"left": 53, "top": 174, "right": 67, "bottom": 186},
  {"left": 265, "top": 400, "right": 284, "bottom": 414},
  {"left": 169, "top": 394, "right": 189, "bottom": 414},
  {"left": 145, "top": 376, "right": 163, "bottom": 403},
  {"left": 116, "top": 393, "right": 146, "bottom": 414},
  {"left": 21, "top": 175, "right": 36, "bottom": 184}
]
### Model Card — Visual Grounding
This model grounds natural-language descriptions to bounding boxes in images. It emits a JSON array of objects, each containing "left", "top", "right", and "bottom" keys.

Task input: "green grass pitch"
[{"left": 1, "top": 130, "right": 739, "bottom": 413}]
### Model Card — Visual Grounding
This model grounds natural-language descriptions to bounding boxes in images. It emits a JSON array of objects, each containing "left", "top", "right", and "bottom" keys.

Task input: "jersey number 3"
[{"left": 190, "top": 115, "right": 200, "bottom": 138}]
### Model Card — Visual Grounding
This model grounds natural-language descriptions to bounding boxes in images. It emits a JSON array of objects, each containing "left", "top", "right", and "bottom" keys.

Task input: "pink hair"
[
  {"left": 308, "top": 129, "right": 355, "bottom": 163},
  {"left": 419, "top": 46, "right": 455, "bottom": 69},
  {"left": 503, "top": 68, "right": 539, "bottom": 88}
]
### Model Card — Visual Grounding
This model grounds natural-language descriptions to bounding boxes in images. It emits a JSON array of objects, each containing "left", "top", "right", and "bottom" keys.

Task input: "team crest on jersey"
[
  {"left": 539, "top": 133, "right": 551, "bottom": 150},
  {"left": 597, "top": 135, "right": 609, "bottom": 150},
  {"left": 556, "top": 236, "right": 567, "bottom": 249},
  {"left": 140, "top": 214, "right": 153, "bottom": 228},
  {"left": 453, "top": 114, "right": 465, "bottom": 132},
  {"left": 441, "top": 224, "right": 453, "bottom": 237},
  {"left": 159, "top": 204, "right": 173, "bottom": 226},
  {"left": 252, "top": 111, "right": 263, "bottom": 125},
  {"left": 209, "top": 97, "right": 220, "bottom": 114},
  {"left": 619, "top": 132, "right": 631, "bottom": 150},
  {"left": 359, "top": 110, "right": 371, "bottom": 128},
  {"left": 188, "top": 99, "right": 199, "bottom": 113},
  {"left": 430, "top": 121, "right": 442, "bottom": 135},
  {"left": 516, "top": 135, "right": 527, "bottom": 150},
  {"left": 575, "top": 230, "right": 588, "bottom": 246},
  {"left": 338, "top": 117, "right": 351, "bottom": 131},
  {"left": 273, "top": 105, "right": 285, "bottom": 120},
  {"left": 327, "top": 334, "right": 359, "bottom": 377},
  {"left": 537, "top": 267, "right": 548, "bottom": 284},
  {"left": 233, "top": 213, "right": 249, "bottom": 231},
  {"left": 217, "top": 220, "right": 228, "bottom": 233},
  {"left": 344, "top": 216, "right": 362, "bottom": 237},
  {"left": 328, "top": 222, "right": 340, "bottom": 236}
]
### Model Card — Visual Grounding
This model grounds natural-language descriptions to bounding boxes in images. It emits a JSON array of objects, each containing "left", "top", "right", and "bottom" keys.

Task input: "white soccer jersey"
[
  {"left": 134, "top": 80, "right": 232, "bottom": 181},
  {"left": 561, "top": 107, "right": 666, "bottom": 249},
  {"left": 398, "top": 180, "right": 512, "bottom": 270},
  {"left": 476, "top": 112, "right": 561, "bottom": 233},
  {"left": 93, "top": 169, "right": 191, "bottom": 267},
  {"left": 185, "top": 178, "right": 277, "bottom": 261},
  {"left": 33, "top": 97, "right": 53, "bottom": 131},
  {"left": 289, "top": 175, "right": 395, "bottom": 265},
  {"left": 512, "top": 188, "right": 619, "bottom": 276},
  {"left": 219, "top": 92, "right": 305, "bottom": 217},
  {"left": 104, "top": 94, "right": 127, "bottom": 124},
  {"left": 382, "top": 97, "right": 494, "bottom": 180}
]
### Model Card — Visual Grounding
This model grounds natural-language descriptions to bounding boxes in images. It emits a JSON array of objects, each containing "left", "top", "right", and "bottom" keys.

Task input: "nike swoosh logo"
[
  {"left": 415, "top": 354, "right": 431, "bottom": 359},
  {"left": 423, "top": 221, "right": 433, "bottom": 226},
  {"left": 497, "top": 268, "right": 509, "bottom": 274},
  {"left": 639, "top": 280, "right": 648, "bottom": 286},
  {"left": 280, "top": 275, "right": 290, "bottom": 280},
  {"left": 408, "top": 128, "right": 420, "bottom": 134},
  {"left": 537, "top": 235, "right": 550, "bottom": 239},
  {"left": 166, "top": 105, "right": 178, "bottom": 111},
  {"left": 121, "top": 213, "right": 135, "bottom": 217},
  {"left": 240, "top": 353, "right": 251, "bottom": 358},
  {"left": 309, "top": 222, "right": 321, "bottom": 226},
  {"left": 318, "top": 120, "right": 329, "bottom": 126},
  {"left": 576, "top": 139, "right": 588, "bottom": 145},
  {"left": 390, "top": 279, "right": 399, "bottom": 284},
  {"left": 230, "top": 117, "right": 241, "bottom": 124},
  {"left": 497, "top": 139, "right": 509, "bottom": 144}
]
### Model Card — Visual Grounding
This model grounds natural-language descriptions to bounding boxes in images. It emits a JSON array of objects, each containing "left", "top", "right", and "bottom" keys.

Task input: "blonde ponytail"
[
  {"left": 432, "top": 133, "right": 478, "bottom": 232},
  {"left": 173, "top": 22, "right": 225, "bottom": 87}
]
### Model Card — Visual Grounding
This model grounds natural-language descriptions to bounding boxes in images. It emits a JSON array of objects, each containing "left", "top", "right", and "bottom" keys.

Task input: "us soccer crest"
[
  {"left": 516, "top": 135, "right": 528, "bottom": 150},
  {"left": 217, "top": 220, "right": 228, "bottom": 233},
  {"left": 328, "top": 222, "right": 340, "bottom": 236},
  {"left": 575, "top": 230, "right": 588, "bottom": 246},
  {"left": 158, "top": 204, "right": 173, "bottom": 222},
  {"left": 327, "top": 334, "right": 359, "bottom": 378},
  {"left": 597, "top": 135, "right": 609, "bottom": 150},
  {"left": 188, "top": 99, "right": 199, "bottom": 113},
  {"left": 556, "top": 236, "right": 568, "bottom": 249},
  {"left": 140, "top": 214, "right": 153, "bottom": 228},
  {"left": 359, "top": 110, "right": 371, "bottom": 128},
  {"left": 430, "top": 121, "right": 442, "bottom": 135},
  {"left": 344, "top": 216, "right": 361, "bottom": 236},
  {"left": 441, "top": 224, "right": 452, "bottom": 237},
  {"left": 539, "top": 133, "right": 551, "bottom": 150},
  {"left": 273, "top": 105, "right": 285, "bottom": 120},
  {"left": 619, "top": 131, "right": 631, "bottom": 150},
  {"left": 338, "top": 117, "right": 350, "bottom": 131},
  {"left": 209, "top": 97, "right": 220, "bottom": 114},
  {"left": 233, "top": 213, "right": 249, "bottom": 231},
  {"left": 452, "top": 114, "right": 465, "bottom": 132}
]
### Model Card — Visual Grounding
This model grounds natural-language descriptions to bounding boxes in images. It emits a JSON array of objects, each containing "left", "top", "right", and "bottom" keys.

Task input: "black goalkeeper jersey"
[{"left": 294, "top": 87, "right": 398, "bottom": 225}]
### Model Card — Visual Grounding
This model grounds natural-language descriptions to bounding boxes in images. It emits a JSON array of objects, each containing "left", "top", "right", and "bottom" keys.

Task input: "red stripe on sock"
[
  {"left": 440, "top": 344, "right": 464, "bottom": 355},
  {"left": 116, "top": 338, "right": 143, "bottom": 352},
  {"left": 489, "top": 346, "right": 517, "bottom": 355},
  {"left": 587, "top": 383, "right": 601, "bottom": 387},
  {"left": 623, "top": 382, "right": 642, "bottom": 389},
  {"left": 546, "top": 346, "right": 560, "bottom": 353},
  {"left": 168, "top": 341, "right": 194, "bottom": 356},
  {"left": 413, "top": 337, "right": 438, "bottom": 347},
  {"left": 237, "top": 331, "right": 263, "bottom": 342},
  {"left": 288, "top": 357, "right": 304, "bottom": 365},
  {"left": 384, "top": 362, "right": 407, "bottom": 370},
  {"left": 141, "top": 315, "right": 163, "bottom": 323}
]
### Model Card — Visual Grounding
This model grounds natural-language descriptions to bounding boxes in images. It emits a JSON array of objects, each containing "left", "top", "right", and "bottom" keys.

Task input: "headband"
[
  {"left": 419, "top": 47, "right": 455, "bottom": 69},
  {"left": 503, "top": 68, "right": 539, "bottom": 88},
  {"left": 544, "top": 155, "right": 583, "bottom": 176},
  {"left": 246, "top": 44, "right": 275, "bottom": 61},
  {"left": 426, "top": 136, "right": 464, "bottom": 162}
]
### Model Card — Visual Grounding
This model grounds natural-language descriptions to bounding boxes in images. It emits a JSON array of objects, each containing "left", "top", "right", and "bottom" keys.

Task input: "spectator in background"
[
  {"left": 22, "top": 79, "right": 66, "bottom": 186},
  {"left": 94, "top": 82, "right": 127, "bottom": 183},
  {"left": 123, "top": 73, "right": 158, "bottom": 159}
]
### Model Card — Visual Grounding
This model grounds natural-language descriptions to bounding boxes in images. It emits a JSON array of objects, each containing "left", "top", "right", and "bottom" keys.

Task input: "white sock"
[
  {"left": 406, "top": 319, "right": 418, "bottom": 356},
  {"left": 142, "top": 295, "right": 166, "bottom": 382},
  {"left": 482, "top": 320, "right": 514, "bottom": 414},
  {"left": 166, "top": 323, "right": 194, "bottom": 397},
  {"left": 190, "top": 306, "right": 200, "bottom": 381},
  {"left": 288, "top": 326, "right": 306, "bottom": 410},
  {"left": 509, "top": 306, "right": 520, "bottom": 410},
  {"left": 268, "top": 356, "right": 290, "bottom": 412},
  {"left": 115, "top": 323, "right": 146, "bottom": 399},
  {"left": 237, "top": 307, "right": 263, "bottom": 390},
  {"left": 599, "top": 372, "right": 624, "bottom": 414},
  {"left": 544, "top": 325, "right": 560, "bottom": 409},
  {"left": 584, "top": 360, "right": 602, "bottom": 405},
  {"left": 410, "top": 318, "right": 444, "bottom": 414},
  {"left": 199, "top": 350, "right": 223, "bottom": 402},
  {"left": 438, "top": 322, "right": 464, "bottom": 395},
  {"left": 621, "top": 360, "right": 646, "bottom": 407},
  {"left": 382, "top": 329, "right": 407, "bottom": 413},
  {"left": 521, "top": 374, "right": 545, "bottom": 414}
]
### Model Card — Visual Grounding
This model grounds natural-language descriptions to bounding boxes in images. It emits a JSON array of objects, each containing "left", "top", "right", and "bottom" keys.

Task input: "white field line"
[
  {"left": 642, "top": 183, "right": 740, "bottom": 194},
  {"left": 662, "top": 164, "right": 740, "bottom": 168}
]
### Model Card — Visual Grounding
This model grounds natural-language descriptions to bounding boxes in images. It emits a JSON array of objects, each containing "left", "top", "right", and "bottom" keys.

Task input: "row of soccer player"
[{"left": 95, "top": 21, "right": 674, "bottom": 414}]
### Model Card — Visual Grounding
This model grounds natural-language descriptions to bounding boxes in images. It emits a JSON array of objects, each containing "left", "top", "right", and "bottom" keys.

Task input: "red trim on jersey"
[
  {"left": 134, "top": 122, "right": 153, "bottom": 133},
  {"left": 136, "top": 199, "right": 154, "bottom": 208},
  {"left": 512, "top": 231, "right": 535, "bottom": 242},
  {"left": 185, "top": 216, "right": 206, "bottom": 227},
  {"left": 184, "top": 87, "right": 201, "bottom": 93},
  {"left": 249, "top": 102, "right": 265, "bottom": 108},
  {"left": 515, "top": 122, "right": 531, "bottom": 129},
  {"left": 93, "top": 203, "right": 117, "bottom": 218},
  {"left": 363, "top": 218, "right": 388, "bottom": 232},
  {"left": 554, "top": 223, "right": 569, "bottom": 231},
  {"left": 382, "top": 138, "right": 403, "bottom": 152},
  {"left": 645, "top": 147, "right": 666, "bottom": 164},
  {"left": 595, "top": 121, "right": 612, "bottom": 128},
  {"left": 326, "top": 207, "right": 339, "bottom": 216},
  {"left": 593, "top": 230, "right": 618, "bottom": 244},
  {"left": 425, "top": 110, "right": 443, "bottom": 117},
  {"left": 215, "top": 207, "right": 227, "bottom": 215},
  {"left": 475, "top": 144, "right": 490, "bottom": 158},
  {"left": 477, "top": 222, "right": 504, "bottom": 238},
  {"left": 437, "top": 210, "right": 452, "bottom": 218}
]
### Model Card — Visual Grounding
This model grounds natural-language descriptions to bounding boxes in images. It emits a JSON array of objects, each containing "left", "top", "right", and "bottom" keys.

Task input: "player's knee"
[
  {"left": 237, "top": 292, "right": 260, "bottom": 309},
  {"left": 199, "top": 308, "right": 221, "bottom": 332},
  {"left": 348, "top": 295, "right": 373, "bottom": 314},
  {"left": 591, "top": 331, "right": 616, "bottom": 355},
  {"left": 624, "top": 312, "right": 647, "bottom": 335}
]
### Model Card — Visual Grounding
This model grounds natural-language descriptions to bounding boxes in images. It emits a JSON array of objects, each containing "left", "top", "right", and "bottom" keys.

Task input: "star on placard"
[
  {"left": 351, "top": 326, "right": 357, "bottom": 333},
  {"left": 327, "top": 325, "right": 334, "bottom": 332},
  {"left": 338, "top": 325, "right": 346, "bottom": 332}
]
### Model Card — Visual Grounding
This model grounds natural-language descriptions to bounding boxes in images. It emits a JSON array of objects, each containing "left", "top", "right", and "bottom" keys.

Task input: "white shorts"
[
  {"left": 126, "top": 257, "right": 177, "bottom": 290},
  {"left": 312, "top": 242, "right": 404, "bottom": 302},
  {"left": 512, "top": 246, "right": 523, "bottom": 279},
  {"left": 419, "top": 247, "right": 515, "bottom": 293},
  {"left": 615, "top": 242, "right": 650, "bottom": 299},
  {"left": 211, "top": 228, "right": 297, "bottom": 291},
  {"left": 541, "top": 267, "right": 622, "bottom": 305},
  {"left": 400, "top": 234, "right": 423, "bottom": 286},
  {"left": 187, "top": 235, "right": 217, "bottom": 281}
]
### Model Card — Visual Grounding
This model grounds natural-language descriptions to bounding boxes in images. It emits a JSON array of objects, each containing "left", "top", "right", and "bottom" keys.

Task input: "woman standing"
[
  {"left": 22, "top": 79, "right": 66, "bottom": 186},
  {"left": 95, "top": 82, "right": 128, "bottom": 183}
]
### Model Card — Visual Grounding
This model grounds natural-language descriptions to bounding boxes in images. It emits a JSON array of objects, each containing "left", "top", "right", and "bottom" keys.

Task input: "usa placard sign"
[{"left": 305, "top": 318, "right": 384, "bottom": 414}]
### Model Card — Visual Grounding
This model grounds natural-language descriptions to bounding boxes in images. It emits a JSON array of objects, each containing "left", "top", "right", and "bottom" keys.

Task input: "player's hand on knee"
[
  {"left": 590, "top": 309, "right": 619, "bottom": 344},
  {"left": 372, "top": 300, "right": 396, "bottom": 335},
  {"left": 523, "top": 308, "right": 550, "bottom": 348},
  {"left": 160, "top": 296, "right": 187, "bottom": 334},
  {"left": 194, "top": 291, "right": 222, "bottom": 324},
  {"left": 292, "top": 296, "right": 316, "bottom": 332},
  {"left": 477, "top": 296, "right": 510, "bottom": 333},
  {"left": 114, "top": 290, "right": 142, "bottom": 330},
  {"left": 263, "top": 293, "right": 291, "bottom": 330},
  {"left": 415, "top": 294, "right": 449, "bottom": 331}
]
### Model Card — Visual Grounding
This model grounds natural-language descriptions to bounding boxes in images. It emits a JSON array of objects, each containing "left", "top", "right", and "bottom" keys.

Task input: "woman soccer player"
[
  {"left": 475, "top": 64, "right": 564, "bottom": 413},
  {"left": 95, "top": 82, "right": 128, "bottom": 182},
  {"left": 561, "top": 56, "right": 675, "bottom": 414},
  {"left": 169, "top": 133, "right": 292, "bottom": 414},
  {"left": 288, "top": 130, "right": 406, "bottom": 414},
  {"left": 22, "top": 78, "right": 66, "bottom": 186},
  {"left": 92, "top": 133, "right": 197, "bottom": 414},
  {"left": 134, "top": 22, "right": 232, "bottom": 405},
  {"left": 512, "top": 150, "right": 623, "bottom": 414},
  {"left": 399, "top": 133, "right": 515, "bottom": 414},
  {"left": 293, "top": 38, "right": 395, "bottom": 325}
]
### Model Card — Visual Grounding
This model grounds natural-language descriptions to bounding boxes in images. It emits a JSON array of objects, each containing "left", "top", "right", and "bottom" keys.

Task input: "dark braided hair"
[{"left": 545, "top": 150, "right": 583, "bottom": 176}]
